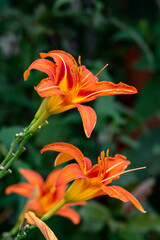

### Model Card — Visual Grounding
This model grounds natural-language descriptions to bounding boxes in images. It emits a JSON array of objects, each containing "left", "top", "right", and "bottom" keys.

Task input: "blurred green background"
[{"left": 0, "top": 0, "right": 160, "bottom": 239}]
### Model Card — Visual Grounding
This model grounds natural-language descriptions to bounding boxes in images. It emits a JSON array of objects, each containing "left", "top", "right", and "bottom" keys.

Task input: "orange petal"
[
  {"left": 34, "top": 78, "right": 63, "bottom": 97},
  {"left": 19, "top": 168, "right": 44, "bottom": 188},
  {"left": 57, "top": 206, "right": 81, "bottom": 225},
  {"left": 41, "top": 142, "right": 86, "bottom": 171},
  {"left": 55, "top": 163, "right": 87, "bottom": 188},
  {"left": 25, "top": 211, "right": 58, "bottom": 240},
  {"left": 24, "top": 59, "right": 56, "bottom": 81},
  {"left": 44, "top": 169, "right": 62, "bottom": 190},
  {"left": 54, "top": 152, "right": 75, "bottom": 166},
  {"left": 5, "top": 183, "right": 33, "bottom": 197},
  {"left": 84, "top": 157, "right": 92, "bottom": 171},
  {"left": 27, "top": 199, "right": 43, "bottom": 213},
  {"left": 40, "top": 50, "right": 79, "bottom": 91},
  {"left": 76, "top": 104, "right": 97, "bottom": 138},
  {"left": 102, "top": 185, "right": 146, "bottom": 213},
  {"left": 77, "top": 81, "right": 137, "bottom": 103},
  {"left": 81, "top": 65, "right": 98, "bottom": 88}
]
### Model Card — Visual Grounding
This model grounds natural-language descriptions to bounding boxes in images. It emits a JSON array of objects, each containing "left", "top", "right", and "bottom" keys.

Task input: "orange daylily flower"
[
  {"left": 41, "top": 143, "right": 146, "bottom": 213},
  {"left": 24, "top": 50, "right": 137, "bottom": 137},
  {"left": 25, "top": 211, "right": 58, "bottom": 240},
  {"left": 6, "top": 168, "right": 82, "bottom": 224}
]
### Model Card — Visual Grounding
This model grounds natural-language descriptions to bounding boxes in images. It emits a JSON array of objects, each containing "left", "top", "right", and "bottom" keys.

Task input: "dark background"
[{"left": 0, "top": 0, "right": 160, "bottom": 239}]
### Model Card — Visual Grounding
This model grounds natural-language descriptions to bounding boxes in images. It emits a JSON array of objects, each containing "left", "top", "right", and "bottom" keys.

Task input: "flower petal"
[
  {"left": 25, "top": 211, "right": 58, "bottom": 240},
  {"left": 54, "top": 152, "right": 75, "bottom": 166},
  {"left": 24, "top": 59, "right": 56, "bottom": 81},
  {"left": 76, "top": 104, "right": 97, "bottom": 138},
  {"left": 103, "top": 155, "right": 131, "bottom": 185},
  {"left": 34, "top": 78, "right": 63, "bottom": 97},
  {"left": 19, "top": 168, "right": 44, "bottom": 188},
  {"left": 55, "top": 163, "right": 87, "bottom": 188},
  {"left": 101, "top": 185, "right": 146, "bottom": 213},
  {"left": 81, "top": 65, "right": 98, "bottom": 87},
  {"left": 41, "top": 142, "right": 86, "bottom": 171},
  {"left": 84, "top": 157, "right": 92, "bottom": 171},
  {"left": 57, "top": 206, "right": 81, "bottom": 225},
  {"left": 5, "top": 183, "right": 33, "bottom": 197},
  {"left": 76, "top": 82, "right": 137, "bottom": 103},
  {"left": 44, "top": 169, "right": 62, "bottom": 190},
  {"left": 27, "top": 199, "right": 44, "bottom": 213},
  {"left": 40, "top": 50, "right": 79, "bottom": 91}
]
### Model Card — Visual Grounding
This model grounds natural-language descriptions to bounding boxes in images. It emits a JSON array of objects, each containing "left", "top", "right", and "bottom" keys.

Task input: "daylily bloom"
[
  {"left": 6, "top": 168, "right": 82, "bottom": 224},
  {"left": 41, "top": 143, "right": 146, "bottom": 213},
  {"left": 24, "top": 50, "right": 137, "bottom": 137}
]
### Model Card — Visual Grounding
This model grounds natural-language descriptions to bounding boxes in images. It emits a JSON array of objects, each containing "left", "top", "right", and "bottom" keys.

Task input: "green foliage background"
[{"left": 0, "top": 0, "right": 160, "bottom": 239}]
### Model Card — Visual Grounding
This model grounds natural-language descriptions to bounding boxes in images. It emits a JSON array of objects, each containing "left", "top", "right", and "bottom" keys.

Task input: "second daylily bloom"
[
  {"left": 24, "top": 50, "right": 137, "bottom": 137},
  {"left": 41, "top": 143, "right": 146, "bottom": 213},
  {"left": 6, "top": 168, "right": 82, "bottom": 224}
]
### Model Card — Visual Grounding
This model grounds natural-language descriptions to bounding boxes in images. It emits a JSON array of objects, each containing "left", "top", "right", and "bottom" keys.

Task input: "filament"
[{"left": 102, "top": 166, "right": 146, "bottom": 183}]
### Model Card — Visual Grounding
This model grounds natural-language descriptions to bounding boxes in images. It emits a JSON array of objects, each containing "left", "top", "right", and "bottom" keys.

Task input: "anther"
[
  {"left": 45, "top": 120, "right": 48, "bottom": 124},
  {"left": 0, "top": 166, "right": 4, "bottom": 170}
]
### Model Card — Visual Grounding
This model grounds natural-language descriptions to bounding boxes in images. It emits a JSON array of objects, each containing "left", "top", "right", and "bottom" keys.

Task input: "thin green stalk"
[
  {"left": 1, "top": 135, "right": 20, "bottom": 166},
  {"left": 41, "top": 198, "right": 66, "bottom": 221},
  {"left": 0, "top": 133, "right": 32, "bottom": 179},
  {"left": 29, "top": 110, "right": 49, "bottom": 133}
]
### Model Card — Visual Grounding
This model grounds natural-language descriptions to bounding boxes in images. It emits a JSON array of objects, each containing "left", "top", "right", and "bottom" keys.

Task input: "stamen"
[
  {"left": 105, "top": 161, "right": 126, "bottom": 175},
  {"left": 106, "top": 149, "right": 109, "bottom": 157},
  {"left": 78, "top": 55, "right": 81, "bottom": 66},
  {"left": 94, "top": 64, "right": 108, "bottom": 78},
  {"left": 81, "top": 63, "right": 108, "bottom": 88},
  {"left": 101, "top": 166, "right": 146, "bottom": 183},
  {"left": 100, "top": 150, "right": 105, "bottom": 160},
  {"left": 102, "top": 157, "right": 108, "bottom": 179},
  {"left": 98, "top": 156, "right": 102, "bottom": 179}
]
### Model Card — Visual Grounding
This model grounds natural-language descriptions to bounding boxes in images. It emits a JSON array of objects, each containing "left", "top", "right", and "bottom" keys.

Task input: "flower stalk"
[{"left": 0, "top": 107, "right": 49, "bottom": 179}]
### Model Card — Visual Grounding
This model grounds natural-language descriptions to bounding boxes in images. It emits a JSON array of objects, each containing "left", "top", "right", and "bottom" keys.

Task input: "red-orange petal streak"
[
  {"left": 76, "top": 104, "right": 97, "bottom": 138},
  {"left": 40, "top": 50, "right": 79, "bottom": 90},
  {"left": 102, "top": 185, "right": 146, "bottom": 213}
]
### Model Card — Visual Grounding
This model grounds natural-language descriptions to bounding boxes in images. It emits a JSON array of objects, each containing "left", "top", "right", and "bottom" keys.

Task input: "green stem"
[
  {"left": 29, "top": 110, "right": 49, "bottom": 133},
  {"left": 1, "top": 135, "right": 20, "bottom": 166},
  {"left": 0, "top": 133, "right": 32, "bottom": 179},
  {"left": 41, "top": 198, "right": 66, "bottom": 221}
]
